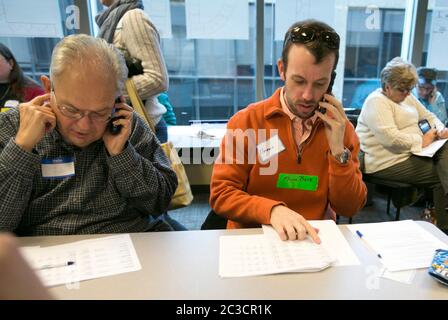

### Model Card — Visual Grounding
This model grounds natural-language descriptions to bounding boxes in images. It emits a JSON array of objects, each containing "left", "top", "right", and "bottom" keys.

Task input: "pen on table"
[
  {"left": 355, "top": 230, "right": 382, "bottom": 259},
  {"left": 36, "top": 261, "right": 76, "bottom": 270}
]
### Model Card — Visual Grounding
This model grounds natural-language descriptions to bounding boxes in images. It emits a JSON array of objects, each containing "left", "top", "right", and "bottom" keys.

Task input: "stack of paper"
[
  {"left": 219, "top": 234, "right": 334, "bottom": 277},
  {"left": 20, "top": 234, "right": 141, "bottom": 287},
  {"left": 347, "top": 220, "right": 448, "bottom": 272},
  {"left": 413, "top": 139, "right": 448, "bottom": 157},
  {"left": 219, "top": 220, "right": 360, "bottom": 278}
]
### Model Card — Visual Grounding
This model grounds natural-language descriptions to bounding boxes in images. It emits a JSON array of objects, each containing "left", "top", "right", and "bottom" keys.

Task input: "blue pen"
[{"left": 356, "top": 230, "right": 382, "bottom": 259}]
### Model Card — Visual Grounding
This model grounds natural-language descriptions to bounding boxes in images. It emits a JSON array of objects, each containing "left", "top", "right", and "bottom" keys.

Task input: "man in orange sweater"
[{"left": 210, "top": 20, "right": 367, "bottom": 242}]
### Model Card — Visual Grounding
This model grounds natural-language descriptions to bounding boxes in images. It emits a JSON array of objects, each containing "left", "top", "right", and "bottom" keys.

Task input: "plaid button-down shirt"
[{"left": 0, "top": 108, "right": 177, "bottom": 236}]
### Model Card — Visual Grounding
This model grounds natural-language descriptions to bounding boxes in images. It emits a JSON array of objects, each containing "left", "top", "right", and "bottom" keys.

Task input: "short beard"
[{"left": 284, "top": 93, "right": 317, "bottom": 119}]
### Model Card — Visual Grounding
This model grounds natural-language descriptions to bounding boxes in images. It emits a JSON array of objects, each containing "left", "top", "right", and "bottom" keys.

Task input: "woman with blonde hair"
[{"left": 356, "top": 57, "right": 448, "bottom": 233}]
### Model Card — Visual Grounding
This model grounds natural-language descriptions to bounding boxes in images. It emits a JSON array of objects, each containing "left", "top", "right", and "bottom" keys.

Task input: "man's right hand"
[
  {"left": 422, "top": 128, "right": 437, "bottom": 148},
  {"left": 270, "top": 205, "right": 321, "bottom": 243},
  {"left": 15, "top": 93, "right": 56, "bottom": 152}
]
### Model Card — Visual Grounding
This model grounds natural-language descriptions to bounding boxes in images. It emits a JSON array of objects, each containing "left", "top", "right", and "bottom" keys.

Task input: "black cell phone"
[
  {"left": 317, "top": 71, "right": 337, "bottom": 114},
  {"left": 108, "top": 97, "right": 124, "bottom": 135},
  {"left": 418, "top": 119, "right": 431, "bottom": 134}
]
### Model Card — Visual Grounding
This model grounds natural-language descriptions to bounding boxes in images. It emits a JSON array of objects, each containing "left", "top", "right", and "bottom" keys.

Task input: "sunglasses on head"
[{"left": 288, "top": 26, "right": 340, "bottom": 49}]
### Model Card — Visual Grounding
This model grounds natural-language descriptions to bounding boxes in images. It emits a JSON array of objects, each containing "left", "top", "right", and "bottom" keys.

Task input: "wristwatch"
[{"left": 333, "top": 148, "right": 351, "bottom": 164}]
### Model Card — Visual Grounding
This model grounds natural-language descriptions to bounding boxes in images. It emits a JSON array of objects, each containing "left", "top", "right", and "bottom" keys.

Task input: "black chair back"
[{"left": 201, "top": 210, "right": 227, "bottom": 230}]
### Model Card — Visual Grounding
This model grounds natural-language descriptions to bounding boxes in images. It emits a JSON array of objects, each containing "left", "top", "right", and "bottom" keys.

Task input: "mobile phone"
[
  {"left": 429, "top": 91, "right": 435, "bottom": 100},
  {"left": 428, "top": 249, "right": 448, "bottom": 286},
  {"left": 317, "top": 71, "right": 337, "bottom": 114},
  {"left": 418, "top": 119, "right": 431, "bottom": 134},
  {"left": 108, "top": 97, "right": 124, "bottom": 135}
]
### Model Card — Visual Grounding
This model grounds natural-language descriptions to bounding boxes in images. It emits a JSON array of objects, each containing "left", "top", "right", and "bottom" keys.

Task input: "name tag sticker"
[
  {"left": 41, "top": 157, "right": 75, "bottom": 179},
  {"left": 1, "top": 100, "right": 19, "bottom": 112},
  {"left": 276, "top": 173, "right": 318, "bottom": 191},
  {"left": 257, "top": 135, "right": 285, "bottom": 162}
]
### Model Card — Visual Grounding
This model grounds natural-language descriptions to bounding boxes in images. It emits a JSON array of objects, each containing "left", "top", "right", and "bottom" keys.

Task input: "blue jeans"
[
  {"left": 147, "top": 213, "right": 187, "bottom": 231},
  {"left": 155, "top": 118, "right": 168, "bottom": 143}
]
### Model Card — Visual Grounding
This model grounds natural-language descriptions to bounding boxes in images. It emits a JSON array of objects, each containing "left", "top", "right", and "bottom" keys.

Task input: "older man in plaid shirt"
[{"left": 0, "top": 34, "right": 177, "bottom": 236}]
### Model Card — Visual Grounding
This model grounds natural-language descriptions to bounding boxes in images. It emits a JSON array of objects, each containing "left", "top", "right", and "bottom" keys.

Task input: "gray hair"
[
  {"left": 380, "top": 57, "right": 418, "bottom": 90},
  {"left": 50, "top": 34, "right": 128, "bottom": 95}
]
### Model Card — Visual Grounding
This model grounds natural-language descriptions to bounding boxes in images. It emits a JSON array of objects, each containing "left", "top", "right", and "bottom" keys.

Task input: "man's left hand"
[
  {"left": 103, "top": 102, "right": 134, "bottom": 156},
  {"left": 315, "top": 93, "right": 347, "bottom": 157}
]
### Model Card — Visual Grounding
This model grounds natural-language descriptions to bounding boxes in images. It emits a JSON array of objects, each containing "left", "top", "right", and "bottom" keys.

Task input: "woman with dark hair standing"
[{"left": 0, "top": 43, "right": 44, "bottom": 108}]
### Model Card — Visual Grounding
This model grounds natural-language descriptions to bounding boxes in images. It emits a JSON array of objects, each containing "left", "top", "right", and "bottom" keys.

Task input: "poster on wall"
[
  {"left": 274, "top": 0, "right": 335, "bottom": 41},
  {"left": 427, "top": 6, "right": 448, "bottom": 70},
  {"left": 0, "top": 0, "right": 63, "bottom": 38},
  {"left": 143, "top": 0, "right": 172, "bottom": 39},
  {"left": 185, "top": 0, "right": 249, "bottom": 40}
]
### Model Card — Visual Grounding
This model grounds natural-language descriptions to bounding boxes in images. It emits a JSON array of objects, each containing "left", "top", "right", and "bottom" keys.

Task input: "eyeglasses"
[
  {"left": 395, "top": 86, "right": 414, "bottom": 94},
  {"left": 51, "top": 90, "right": 113, "bottom": 123},
  {"left": 288, "top": 26, "right": 340, "bottom": 49},
  {"left": 417, "top": 84, "right": 434, "bottom": 91}
]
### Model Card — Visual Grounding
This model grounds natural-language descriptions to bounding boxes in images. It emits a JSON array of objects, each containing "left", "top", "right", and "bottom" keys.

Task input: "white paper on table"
[
  {"left": 347, "top": 220, "right": 447, "bottom": 271},
  {"left": 262, "top": 220, "right": 360, "bottom": 267},
  {"left": 413, "top": 138, "right": 448, "bottom": 157},
  {"left": 20, "top": 234, "right": 141, "bottom": 287},
  {"left": 219, "top": 234, "right": 335, "bottom": 278},
  {"left": 191, "top": 124, "right": 227, "bottom": 140},
  {"left": 380, "top": 266, "right": 416, "bottom": 285}
]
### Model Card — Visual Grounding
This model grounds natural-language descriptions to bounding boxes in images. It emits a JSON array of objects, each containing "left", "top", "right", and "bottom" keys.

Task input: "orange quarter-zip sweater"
[{"left": 210, "top": 88, "right": 367, "bottom": 229}]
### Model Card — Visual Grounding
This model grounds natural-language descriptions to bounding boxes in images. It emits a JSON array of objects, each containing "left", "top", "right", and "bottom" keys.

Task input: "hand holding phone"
[
  {"left": 429, "top": 87, "right": 437, "bottom": 104},
  {"left": 103, "top": 97, "right": 133, "bottom": 156},
  {"left": 318, "top": 100, "right": 327, "bottom": 114},
  {"left": 108, "top": 97, "right": 124, "bottom": 135},
  {"left": 418, "top": 119, "right": 431, "bottom": 134},
  {"left": 317, "top": 71, "right": 336, "bottom": 115}
]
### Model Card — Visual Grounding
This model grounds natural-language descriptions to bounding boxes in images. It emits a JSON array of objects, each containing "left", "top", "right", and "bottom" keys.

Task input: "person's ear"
[
  {"left": 7, "top": 59, "right": 14, "bottom": 70},
  {"left": 277, "top": 59, "right": 286, "bottom": 82},
  {"left": 40, "top": 75, "right": 51, "bottom": 94}
]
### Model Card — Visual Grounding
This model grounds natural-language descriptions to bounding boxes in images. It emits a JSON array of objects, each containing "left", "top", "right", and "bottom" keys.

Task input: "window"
[
  {"left": 343, "top": 7, "right": 407, "bottom": 108},
  {"left": 161, "top": 1, "right": 256, "bottom": 124},
  {"left": 421, "top": 2, "right": 448, "bottom": 101},
  {"left": 4, "top": 0, "right": 441, "bottom": 123},
  {"left": 0, "top": 0, "right": 76, "bottom": 82}
]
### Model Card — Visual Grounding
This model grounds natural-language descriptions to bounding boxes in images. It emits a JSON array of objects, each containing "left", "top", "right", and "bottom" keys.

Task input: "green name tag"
[{"left": 276, "top": 173, "right": 318, "bottom": 191}]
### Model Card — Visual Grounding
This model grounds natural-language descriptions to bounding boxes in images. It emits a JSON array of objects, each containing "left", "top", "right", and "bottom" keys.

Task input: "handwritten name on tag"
[{"left": 257, "top": 135, "right": 285, "bottom": 162}]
